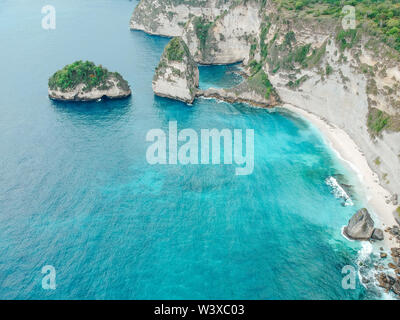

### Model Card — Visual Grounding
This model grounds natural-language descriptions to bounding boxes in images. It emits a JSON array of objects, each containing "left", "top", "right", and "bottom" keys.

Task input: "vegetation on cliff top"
[
  {"left": 275, "top": 0, "right": 400, "bottom": 52},
  {"left": 166, "top": 37, "right": 189, "bottom": 62},
  {"left": 368, "top": 107, "right": 400, "bottom": 135},
  {"left": 48, "top": 61, "right": 129, "bottom": 92}
]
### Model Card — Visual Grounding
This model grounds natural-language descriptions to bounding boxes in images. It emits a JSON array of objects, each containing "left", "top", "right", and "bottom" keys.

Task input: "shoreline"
[{"left": 279, "top": 103, "right": 398, "bottom": 248}]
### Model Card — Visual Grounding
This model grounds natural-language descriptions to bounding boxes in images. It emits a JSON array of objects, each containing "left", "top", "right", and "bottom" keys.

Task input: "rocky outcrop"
[
  {"left": 344, "top": 208, "right": 375, "bottom": 240},
  {"left": 344, "top": 208, "right": 384, "bottom": 241},
  {"left": 152, "top": 37, "right": 199, "bottom": 104},
  {"left": 48, "top": 61, "right": 131, "bottom": 102},
  {"left": 376, "top": 273, "right": 396, "bottom": 291},
  {"left": 371, "top": 228, "right": 384, "bottom": 241},
  {"left": 49, "top": 75, "right": 131, "bottom": 101},
  {"left": 197, "top": 69, "right": 280, "bottom": 107}
]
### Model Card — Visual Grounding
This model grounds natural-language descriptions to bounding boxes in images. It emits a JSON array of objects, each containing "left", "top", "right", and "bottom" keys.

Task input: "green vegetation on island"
[
  {"left": 166, "top": 37, "right": 189, "bottom": 62},
  {"left": 48, "top": 61, "right": 129, "bottom": 92}
]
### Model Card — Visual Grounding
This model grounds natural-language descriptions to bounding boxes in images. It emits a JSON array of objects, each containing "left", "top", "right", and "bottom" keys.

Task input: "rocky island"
[
  {"left": 48, "top": 61, "right": 131, "bottom": 101},
  {"left": 153, "top": 37, "right": 199, "bottom": 104}
]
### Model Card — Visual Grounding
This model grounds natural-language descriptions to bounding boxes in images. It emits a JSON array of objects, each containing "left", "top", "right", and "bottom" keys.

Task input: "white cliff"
[{"left": 152, "top": 37, "right": 199, "bottom": 104}]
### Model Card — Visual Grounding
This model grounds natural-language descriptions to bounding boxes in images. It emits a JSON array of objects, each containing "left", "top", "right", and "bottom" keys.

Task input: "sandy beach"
[{"left": 280, "top": 103, "right": 398, "bottom": 247}]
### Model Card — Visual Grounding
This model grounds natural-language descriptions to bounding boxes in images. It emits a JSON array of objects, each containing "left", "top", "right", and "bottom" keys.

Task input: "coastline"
[{"left": 279, "top": 103, "right": 398, "bottom": 247}]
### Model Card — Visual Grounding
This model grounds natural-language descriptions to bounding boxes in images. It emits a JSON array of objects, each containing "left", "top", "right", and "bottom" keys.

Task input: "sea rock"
[
  {"left": 392, "top": 281, "right": 400, "bottom": 295},
  {"left": 376, "top": 273, "right": 396, "bottom": 290},
  {"left": 391, "top": 248, "right": 400, "bottom": 266},
  {"left": 48, "top": 61, "right": 131, "bottom": 102},
  {"left": 152, "top": 37, "right": 199, "bottom": 104},
  {"left": 371, "top": 228, "right": 384, "bottom": 241},
  {"left": 380, "top": 252, "right": 387, "bottom": 259},
  {"left": 344, "top": 208, "right": 375, "bottom": 240}
]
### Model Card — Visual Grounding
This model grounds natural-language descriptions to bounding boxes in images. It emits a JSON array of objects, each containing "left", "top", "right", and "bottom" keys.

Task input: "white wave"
[
  {"left": 359, "top": 241, "right": 373, "bottom": 260},
  {"left": 325, "top": 176, "right": 354, "bottom": 206}
]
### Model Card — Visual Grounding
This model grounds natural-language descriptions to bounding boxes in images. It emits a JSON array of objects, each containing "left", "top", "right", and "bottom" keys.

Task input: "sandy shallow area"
[{"left": 280, "top": 103, "right": 399, "bottom": 248}]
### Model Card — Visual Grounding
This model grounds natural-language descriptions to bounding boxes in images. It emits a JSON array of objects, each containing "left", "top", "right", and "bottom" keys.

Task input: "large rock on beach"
[{"left": 344, "top": 208, "right": 375, "bottom": 240}]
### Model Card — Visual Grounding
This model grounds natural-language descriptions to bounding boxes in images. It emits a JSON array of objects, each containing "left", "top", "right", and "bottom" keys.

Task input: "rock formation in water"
[
  {"left": 344, "top": 208, "right": 384, "bottom": 241},
  {"left": 344, "top": 208, "right": 375, "bottom": 240},
  {"left": 48, "top": 61, "right": 131, "bottom": 101},
  {"left": 131, "top": 0, "right": 400, "bottom": 198},
  {"left": 152, "top": 37, "right": 199, "bottom": 104}
]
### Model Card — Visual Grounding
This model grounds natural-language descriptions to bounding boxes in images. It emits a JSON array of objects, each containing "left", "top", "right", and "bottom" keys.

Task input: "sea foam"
[{"left": 326, "top": 176, "right": 354, "bottom": 206}]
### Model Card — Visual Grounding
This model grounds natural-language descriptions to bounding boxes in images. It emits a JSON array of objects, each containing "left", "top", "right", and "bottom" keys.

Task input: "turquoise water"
[
  {"left": 199, "top": 63, "right": 243, "bottom": 90},
  {"left": 0, "top": 0, "right": 377, "bottom": 299}
]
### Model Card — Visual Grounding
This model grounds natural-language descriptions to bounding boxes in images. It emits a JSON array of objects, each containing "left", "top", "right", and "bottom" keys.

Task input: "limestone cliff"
[
  {"left": 152, "top": 37, "right": 199, "bottom": 103},
  {"left": 130, "top": 0, "right": 231, "bottom": 37},
  {"left": 182, "top": 0, "right": 262, "bottom": 64}
]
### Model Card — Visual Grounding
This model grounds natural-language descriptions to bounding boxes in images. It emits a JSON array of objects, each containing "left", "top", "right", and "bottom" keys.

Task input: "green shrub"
[
  {"left": 166, "top": 37, "right": 185, "bottom": 61},
  {"left": 368, "top": 108, "right": 390, "bottom": 134},
  {"left": 194, "top": 17, "right": 212, "bottom": 50},
  {"left": 326, "top": 63, "right": 333, "bottom": 75},
  {"left": 48, "top": 61, "right": 109, "bottom": 91}
]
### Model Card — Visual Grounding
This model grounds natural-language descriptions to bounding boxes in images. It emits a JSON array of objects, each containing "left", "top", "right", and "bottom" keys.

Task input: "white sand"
[{"left": 280, "top": 103, "right": 398, "bottom": 247}]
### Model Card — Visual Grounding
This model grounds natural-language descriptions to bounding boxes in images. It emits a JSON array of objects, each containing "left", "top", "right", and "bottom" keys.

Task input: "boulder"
[
  {"left": 392, "top": 281, "right": 400, "bottom": 295},
  {"left": 376, "top": 273, "right": 396, "bottom": 290},
  {"left": 344, "top": 208, "right": 375, "bottom": 240},
  {"left": 371, "top": 228, "right": 384, "bottom": 241}
]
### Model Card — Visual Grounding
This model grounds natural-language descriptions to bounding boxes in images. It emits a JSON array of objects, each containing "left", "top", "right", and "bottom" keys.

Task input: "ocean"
[{"left": 0, "top": 0, "right": 381, "bottom": 299}]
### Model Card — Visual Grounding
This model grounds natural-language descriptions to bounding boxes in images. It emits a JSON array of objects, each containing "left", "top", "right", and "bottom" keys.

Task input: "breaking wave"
[{"left": 326, "top": 176, "right": 354, "bottom": 206}]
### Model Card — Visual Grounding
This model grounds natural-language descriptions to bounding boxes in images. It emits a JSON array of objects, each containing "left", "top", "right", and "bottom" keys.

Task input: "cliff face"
[
  {"left": 257, "top": 11, "right": 400, "bottom": 195},
  {"left": 48, "top": 74, "right": 131, "bottom": 101},
  {"left": 130, "top": 0, "right": 231, "bottom": 36},
  {"left": 183, "top": 1, "right": 262, "bottom": 64},
  {"left": 134, "top": 0, "right": 400, "bottom": 196},
  {"left": 152, "top": 37, "right": 199, "bottom": 103}
]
